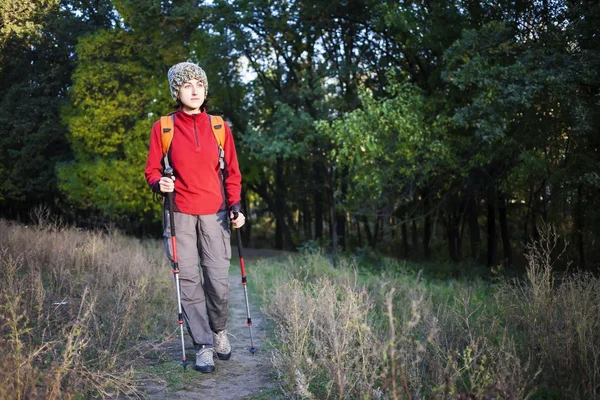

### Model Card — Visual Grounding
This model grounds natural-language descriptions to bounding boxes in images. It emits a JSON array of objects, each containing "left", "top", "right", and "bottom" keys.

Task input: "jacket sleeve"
[
  {"left": 223, "top": 122, "right": 242, "bottom": 210},
  {"left": 145, "top": 120, "right": 164, "bottom": 194}
]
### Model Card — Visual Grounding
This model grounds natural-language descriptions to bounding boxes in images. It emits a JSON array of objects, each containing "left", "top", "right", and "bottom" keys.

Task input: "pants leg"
[
  {"left": 198, "top": 211, "right": 231, "bottom": 332},
  {"left": 164, "top": 211, "right": 213, "bottom": 347}
]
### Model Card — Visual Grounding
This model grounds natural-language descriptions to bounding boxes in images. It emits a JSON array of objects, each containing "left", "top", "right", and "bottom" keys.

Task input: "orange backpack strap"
[
  {"left": 209, "top": 115, "right": 226, "bottom": 170},
  {"left": 160, "top": 115, "right": 174, "bottom": 156},
  {"left": 160, "top": 115, "right": 174, "bottom": 169},
  {"left": 209, "top": 115, "right": 226, "bottom": 148}
]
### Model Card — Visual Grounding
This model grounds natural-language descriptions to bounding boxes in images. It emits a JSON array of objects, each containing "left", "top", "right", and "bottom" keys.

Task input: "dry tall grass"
[
  {"left": 268, "top": 278, "right": 381, "bottom": 398},
  {"left": 495, "top": 224, "right": 600, "bottom": 398},
  {"left": 0, "top": 214, "right": 172, "bottom": 399},
  {"left": 253, "top": 226, "right": 599, "bottom": 399}
]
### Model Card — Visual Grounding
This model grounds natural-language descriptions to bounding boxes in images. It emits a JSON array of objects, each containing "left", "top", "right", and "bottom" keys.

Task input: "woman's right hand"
[{"left": 159, "top": 176, "right": 176, "bottom": 193}]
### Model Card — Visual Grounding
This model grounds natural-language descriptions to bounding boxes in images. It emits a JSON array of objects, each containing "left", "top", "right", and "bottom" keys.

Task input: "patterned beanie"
[{"left": 167, "top": 62, "right": 208, "bottom": 102}]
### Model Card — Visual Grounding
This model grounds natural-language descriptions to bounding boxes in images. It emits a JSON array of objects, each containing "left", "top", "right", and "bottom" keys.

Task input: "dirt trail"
[{"left": 141, "top": 248, "right": 288, "bottom": 399}]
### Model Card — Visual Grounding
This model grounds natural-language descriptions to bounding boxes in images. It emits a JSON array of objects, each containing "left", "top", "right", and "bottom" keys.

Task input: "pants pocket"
[{"left": 222, "top": 228, "right": 232, "bottom": 260}]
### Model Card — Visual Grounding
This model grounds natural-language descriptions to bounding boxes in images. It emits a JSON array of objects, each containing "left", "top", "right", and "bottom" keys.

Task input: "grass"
[
  {"left": 1, "top": 213, "right": 598, "bottom": 399},
  {"left": 242, "top": 386, "right": 287, "bottom": 400},
  {"left": 137, "top": 358, "right": 198, "bottom": 391},
  {"left": 0, "top": 214, "right": 174, "bottom": 399},
  {"left": 248, "top": 225, "right": 600, "bottom": 399}
]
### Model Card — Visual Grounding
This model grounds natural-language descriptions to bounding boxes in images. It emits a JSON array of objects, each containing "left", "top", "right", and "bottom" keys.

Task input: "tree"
[
  {"left": 442, "top": 1, "right": 600, "bottom": 269},
  {"left": 0, "top": 0, "right": 115, "bottom": 219},
  {"left": 319, "top": 79, "right": 453, "bottom": 255}
]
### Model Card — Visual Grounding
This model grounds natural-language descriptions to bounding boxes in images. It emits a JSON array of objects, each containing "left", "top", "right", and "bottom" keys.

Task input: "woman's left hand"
[{"left": 230, "top": 211, "right": 246, "bottom": 229}]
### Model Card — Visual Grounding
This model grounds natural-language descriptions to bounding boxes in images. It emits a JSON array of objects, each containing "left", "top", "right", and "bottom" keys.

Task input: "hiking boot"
[
  {"left": 213, "top": 330, "right": 231, "bottom": 360},
  {"left": 194, "top": 346, "right": 215, "bottom": 373}
]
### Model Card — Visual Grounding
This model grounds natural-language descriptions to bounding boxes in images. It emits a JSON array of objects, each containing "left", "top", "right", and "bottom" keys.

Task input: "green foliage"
[
  {"left": 65, "top": 30, "right": 160, "bottom": 158},
  {"left": 245, "top": 102, "right": 313, "bottom": 161},
  {"left": 445, "top": 21, "right": 547, "bottom": 143},
  {"left": 2, "top": 0, "right": 599, "bottom": 266},
  {"left": 58, "top": 157, "right": 155, "bottom": 217},
  {"left": 318, "top": 79, "right": 452, "bottom": 213},
  {"left": 441, "top": 5, "right": 600, "bottom": 265},
  {"left": 0, "top": 0, "right": 58, "bottom": 59},
  {"left": 57, "top": 27, "right": 167, "bottom": 223},
  {"left": 0, "top": 0, "right": 114, "bottom": 215}
]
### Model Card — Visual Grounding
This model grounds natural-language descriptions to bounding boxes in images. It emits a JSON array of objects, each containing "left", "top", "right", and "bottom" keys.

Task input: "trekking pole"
[
  {"left": 233, "top": 212, "right": 256, "bottom": 354},
  {"left": 164, "top": 167, "right": 188, "bottom": 371}
]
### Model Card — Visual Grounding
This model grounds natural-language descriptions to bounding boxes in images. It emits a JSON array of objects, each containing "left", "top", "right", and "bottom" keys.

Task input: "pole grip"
[
  {"left": 164, "top": 168, "right": 176, "bottom": 237},
  {"left": 235, "top": 226, "right": 244, "bottom": 260},
  {"left": 233, "top": 217, "right": 246, "bottom": 280},
  {"left": 167, "top": 193, "right": 176, "bottom": 237}
]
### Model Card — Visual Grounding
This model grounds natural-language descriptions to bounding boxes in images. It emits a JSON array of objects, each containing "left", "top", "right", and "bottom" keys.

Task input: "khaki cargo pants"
[{"left": 164, "top": 210, "right": 231, "bottom": 348}]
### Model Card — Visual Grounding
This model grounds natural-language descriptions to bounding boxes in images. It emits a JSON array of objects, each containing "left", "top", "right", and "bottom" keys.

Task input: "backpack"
[{"left": 159, "top": 113, "right": 226, "bottom": 171}]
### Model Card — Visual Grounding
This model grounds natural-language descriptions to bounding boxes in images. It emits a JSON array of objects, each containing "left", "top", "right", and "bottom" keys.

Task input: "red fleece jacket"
[{"left": 145, "top": 110, "right": 242, "bottom": 215}]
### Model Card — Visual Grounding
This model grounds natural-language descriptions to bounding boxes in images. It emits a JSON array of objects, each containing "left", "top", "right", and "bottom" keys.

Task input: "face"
[{"left": 178, "top": 79, "right": 205, "bottom": 113}]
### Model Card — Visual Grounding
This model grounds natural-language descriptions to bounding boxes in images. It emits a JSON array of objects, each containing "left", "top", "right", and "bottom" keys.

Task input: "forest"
[{"left": 1, "top": 0, "right": 599, "bottom": 271}]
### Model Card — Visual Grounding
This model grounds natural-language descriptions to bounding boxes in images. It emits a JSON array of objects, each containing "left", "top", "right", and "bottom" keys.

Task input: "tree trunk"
[
  {"left": 300, "top": 162, "right": 312, "bottom": 241},
  {"left": 411, "top": 219, "right": 418, "bottom": 259},
  {"left": 498, "top": 192, "right": 512, "bottom": 268},
  {"left": 363, "top": 216, "right": 374, "bottom": 248},
  {"left": 374, "top": 214, "right": 382, "bottom": 244},
  {"left": 401, "top": 218, "right": 409, "bottom": 258},
  {"left": 576, "top": 184, "right": 586, "bottom": 269},
  {"left": 336, "top": 167, "right": 348, "bottom": 251},
  {"left": 328, "top": 165, "right": 337, "bottom": 252},
  {"left": 303, "top": 206, "right": 311, "bottom": 241},
  {"left": 314, "top": 161, "right": 324, "bottom": 240},
  {"left": 275, "top": 157, "right": 285, "bottom": 250},
  {"left": 423, "top": 193, "right": 431, "bottom": 260},
  {"left": 486, "top": 186, "right": 497, "bottom": 268},
  {"left": 446, "top": 200, "right": 458, "bottom": 262},
  {"left": 247, "top": 179, "right": 294, "bottom": 250},
  {"left": 541, "top": 180, "right": 548, "bottom": 221},
  {"left": 523, "top": 184, "right": 534, "bottom": 243},
  {"left": 531, "top": 180, "right": 546, "bottom": 242}
]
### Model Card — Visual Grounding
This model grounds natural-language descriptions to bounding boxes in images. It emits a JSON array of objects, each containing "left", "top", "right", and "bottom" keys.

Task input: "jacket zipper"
[{"left": 193, "top": 114, "right": 199, "bottom": 148}]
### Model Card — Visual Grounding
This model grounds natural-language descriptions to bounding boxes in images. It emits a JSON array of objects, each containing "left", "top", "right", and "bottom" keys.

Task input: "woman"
[{"left": 145, "top": 61, "right": 245, "bottom": 373}]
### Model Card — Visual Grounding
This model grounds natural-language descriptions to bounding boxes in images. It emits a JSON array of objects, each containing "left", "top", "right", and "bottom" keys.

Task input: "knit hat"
[{"left": 167, "top": 62, "right": 208, "bottom": 102}]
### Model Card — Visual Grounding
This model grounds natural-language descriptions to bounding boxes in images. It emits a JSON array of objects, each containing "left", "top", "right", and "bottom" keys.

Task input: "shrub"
[
  {"left": 0, "top": 216, "right": 172, "bottom": 398},
  {"left": 266, "top": 277, "right": 382, "bottom": 398},
  {"left": 495, "top": 224, "right": 600, "bottom": 398},
  {"left": 252, "top": 225, "right": 597, "bottom": 399}
]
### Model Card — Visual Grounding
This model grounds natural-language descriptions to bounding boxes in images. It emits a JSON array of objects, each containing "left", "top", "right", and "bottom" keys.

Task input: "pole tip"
[
  {"left": 181, "top": 361, "right": 188, "bottom": 371},
  {"left": 249, "top": 346, "right": 257, "bottom": 354}
]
